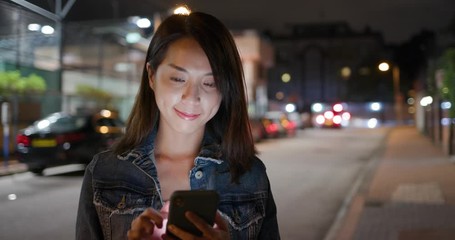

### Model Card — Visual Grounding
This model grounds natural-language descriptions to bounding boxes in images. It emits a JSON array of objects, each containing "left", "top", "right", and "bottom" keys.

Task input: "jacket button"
[{"left": 195, "top": 171, "right": 203, "bottom": 179}]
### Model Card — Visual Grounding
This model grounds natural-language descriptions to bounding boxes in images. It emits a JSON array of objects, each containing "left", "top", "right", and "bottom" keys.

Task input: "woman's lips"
[{"left": 174, "top": 108, "right": 200, "bottom": 120}]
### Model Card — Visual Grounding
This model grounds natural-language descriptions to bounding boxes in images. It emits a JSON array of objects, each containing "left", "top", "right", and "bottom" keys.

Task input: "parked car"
[
  {"left": 264, "top": 111, "right": 297, "bottom": 137},
  {"left": 15, "top": 109, "right": 124, "bottom": 174},
  {"left": 260, "top": 117, "right": 281, "bottom": 139}
]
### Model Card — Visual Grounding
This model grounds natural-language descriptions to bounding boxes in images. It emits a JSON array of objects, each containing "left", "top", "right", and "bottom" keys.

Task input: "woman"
[{"left": 76, "top": 11, "right": 280, "bottom": 240}]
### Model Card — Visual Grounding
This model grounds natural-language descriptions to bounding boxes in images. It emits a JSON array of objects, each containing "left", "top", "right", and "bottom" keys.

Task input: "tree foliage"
[
  {"left": 0, "top": 70, "right": 47, "bottom": 96},
  {"left": 439, "top": 48, "right": 455, "bottom": 118},
  {"left": 76, "top": 84, "right": 113, "bottom": 102}
]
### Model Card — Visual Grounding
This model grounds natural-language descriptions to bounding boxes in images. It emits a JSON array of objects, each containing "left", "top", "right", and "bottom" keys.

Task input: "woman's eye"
[
  {"left": 203, "top": 82, "right": 216, "bottom": 88},
  {"left": 170, "top": 77, "right": 185, "bottom": 82}
]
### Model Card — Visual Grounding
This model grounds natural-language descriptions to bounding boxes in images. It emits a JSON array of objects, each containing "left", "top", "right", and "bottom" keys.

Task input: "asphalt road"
[{"left": 0, "top": 127, "right": 388, "bottom": 240}]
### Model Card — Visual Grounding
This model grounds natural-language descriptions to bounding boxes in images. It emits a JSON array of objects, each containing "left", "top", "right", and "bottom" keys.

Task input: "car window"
[
  {"left": 51, "top": 116, "right": 87, "bottom": 132},
  {"left": 33, "top": 115, "right": 87, "bottom": 133}
]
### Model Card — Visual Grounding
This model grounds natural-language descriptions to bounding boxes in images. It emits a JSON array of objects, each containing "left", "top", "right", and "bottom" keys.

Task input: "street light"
[{"left": 378, "top": 61, "right": 403, "bottom": 124}]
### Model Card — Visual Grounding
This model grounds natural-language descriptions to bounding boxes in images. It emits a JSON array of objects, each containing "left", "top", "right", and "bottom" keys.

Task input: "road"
[{"left": 0, "top": 127, "right": 388, "bottom": 240}]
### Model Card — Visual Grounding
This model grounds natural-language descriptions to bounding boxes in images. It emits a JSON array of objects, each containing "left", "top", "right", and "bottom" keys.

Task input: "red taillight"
[
  {"left": 266, "top": 123, "right": 279, "bottom": 133},
  {"left": 56, "top": 133, "right": 87, "bottom": 144},
  {"left": 16, "top": 134, "right": 31, "bottom": 146},
  {"left": 285, "top": 121, "right": 296, "bottom": 129}
]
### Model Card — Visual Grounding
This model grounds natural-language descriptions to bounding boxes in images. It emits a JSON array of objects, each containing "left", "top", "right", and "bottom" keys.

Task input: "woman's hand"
[
  {"left": 163, "top": 211, "right": 229, "bottom": 240},
  {"left": 127, "top": 208, "right": 164, "bottom": 240}
]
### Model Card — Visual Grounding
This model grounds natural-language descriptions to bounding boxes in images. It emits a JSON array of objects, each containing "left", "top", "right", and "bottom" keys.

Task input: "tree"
[
  {"left": 0, "top": 70, "right": 47, "bottom": 96},
  {"left": 438, "top": 48, "right": 455, "bottom": 155}
]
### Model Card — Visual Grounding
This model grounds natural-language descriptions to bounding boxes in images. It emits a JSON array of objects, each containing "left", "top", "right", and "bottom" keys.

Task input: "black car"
[{"left": 16, "top": 109, "right": 124, "bottom": 174}]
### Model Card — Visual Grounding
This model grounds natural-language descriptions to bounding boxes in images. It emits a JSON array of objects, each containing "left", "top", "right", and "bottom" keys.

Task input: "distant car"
[
  {"left": 15, "top": 109, "right": 124, "bottom": 174},
  {"left": 313, "top": 103, "right": 351, "bottom": 128},
  {"left": 260, "top": 117, "right": 281, "bottom": 139},
  {"left": 264, "top": 111, "right": 297, "bottom": 137}
]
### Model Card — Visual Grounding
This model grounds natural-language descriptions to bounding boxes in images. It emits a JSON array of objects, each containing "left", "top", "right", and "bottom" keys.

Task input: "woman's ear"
[{"left": 146, "top": 63, "right": 155, "bottom": 90}]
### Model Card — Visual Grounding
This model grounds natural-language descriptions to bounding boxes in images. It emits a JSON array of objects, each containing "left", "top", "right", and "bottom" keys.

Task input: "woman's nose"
[{"left": 182, "top": 82, "right": 200, "bottom": 102}]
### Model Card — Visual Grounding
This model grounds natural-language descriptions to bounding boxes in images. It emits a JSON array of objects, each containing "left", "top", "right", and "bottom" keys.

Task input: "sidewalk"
[
  {"left": 333, "top": 125, "right": 455, "bottom": 240},
  {"left": 0, "top": 158, "right": 28, "bottom": 176}
]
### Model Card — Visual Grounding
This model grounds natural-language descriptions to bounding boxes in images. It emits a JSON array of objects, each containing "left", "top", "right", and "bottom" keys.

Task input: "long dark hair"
[{"left": 114, "top": 12, "right": 256, "bottom": 182}]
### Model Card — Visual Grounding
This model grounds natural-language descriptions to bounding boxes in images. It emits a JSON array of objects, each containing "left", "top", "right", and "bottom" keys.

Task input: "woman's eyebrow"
[
  {"left": 168, "top": 63, "right": 187, "bottom": 72},
  {"left": 167, "top": 63, "right": 213, "bottom": 76}
]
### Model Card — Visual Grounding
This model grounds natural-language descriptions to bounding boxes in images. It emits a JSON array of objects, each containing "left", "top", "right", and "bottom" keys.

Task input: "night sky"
[
  {"left": 20, "top": 0, "right": 455, "bottom": 44},
  {"left": 183, "top": 0, "right": 455, "bottom": 44}
]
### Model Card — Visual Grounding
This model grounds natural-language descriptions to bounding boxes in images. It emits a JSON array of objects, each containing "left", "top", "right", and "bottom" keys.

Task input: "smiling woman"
[{"left": 76, "top": 11, "right": 280, "bottom": 240}]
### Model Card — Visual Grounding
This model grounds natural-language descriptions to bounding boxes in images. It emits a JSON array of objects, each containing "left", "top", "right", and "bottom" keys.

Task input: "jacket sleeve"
[
  {"left": 258, "top": 178, "right": 281, "bottom": 239},
  {"left": 76, "top": 159, "right": 103, "bottom": 240}
]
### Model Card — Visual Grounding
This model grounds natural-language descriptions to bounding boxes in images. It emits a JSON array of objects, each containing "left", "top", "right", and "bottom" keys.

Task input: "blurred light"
[
  {"left": 126, "top": 32, "right": 141, "bottom": 44},
  {"left": 378, "top": 62, "right": 390, "bottom": 71},
  {"left": 407, "top": 98, "right": 415, "bottom": 105},
  {"left": 275, "top": 91, "right": 284, "bottom": 100},
  {"left": 441, "top": 118, "right": 451, "bottom": 126},
  {"left": 324, "top": 111, "right": 334, "bottom": 119},
  {"left": 174, "top": 6, "right": 191, "bottom": 15},
  {"left": 28, "top": 23, "right": 40, "bottom": 31},
  {"left": 333, "top": 103, "right": 343, "bottom": 112},
  {"left": 312, "top": 103, "right": 323, "bottom": 112},
  {"left": 370, "top": 102, "right": 382, "bottom": 111},
  {"left": 442, "top": 87, "right": 449, "bottom": 94},
  {"left": 342, "top": 112, "right": 351, "bottom": 120},
  {"left": 441, "top": 101, "right": 452, "bottom": 110},
  {"left": 333, "top": 115, "right": 342, "bottom": 124},
  {"left": 281, "top": 73, "right": 291, "bottom": 83},
  {"left": 41, "top": 25, "right": 54, "bottom": 35},
  {"left": 420, "top": 96, "right": 433, "bottom": 107},
  {"left": 8, "top": 194, "right": 17, "bottom": 201},
  {"left": 99, "top": 126, "right": 109, "bottom": 134},
  {"left": 367, "top": 118, "right": 378, "bottom": 128},
  {"left": 63, "top": 142, "right": 71, "bottom": 150},
  {"left": 37, "top": 119, "right": 50, "bottom": 129},
  {"left": 315, "top": 115, "right": 325, "bottom": 125},
  {"left": 136, "top": 18, "right": 151, "bottom": 28},
  {"left": 408, "top": 106, "right": 415, "bottom": 114},
  {"left": 285, "top": 103, "right": 296, "bottom": 113},
  {"left": 341, "top": 67, "right": 351, "bottom": 78},
  {"left": 100, "top": 109, "right": 112, "bottom": 118}
]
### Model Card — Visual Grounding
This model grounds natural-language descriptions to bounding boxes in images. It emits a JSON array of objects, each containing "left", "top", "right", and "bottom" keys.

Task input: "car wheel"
[{"left": 29, "top": 167, "right": 45, "bottom": 175}]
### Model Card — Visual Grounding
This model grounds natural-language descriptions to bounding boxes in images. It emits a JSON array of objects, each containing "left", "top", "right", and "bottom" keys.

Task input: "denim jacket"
[{"left": 76, "top": 131, "right": 280, "bottom": 240}]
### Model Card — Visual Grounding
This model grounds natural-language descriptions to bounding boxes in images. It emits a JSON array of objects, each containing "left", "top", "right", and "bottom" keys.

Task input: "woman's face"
[{"left": 147, "top": 37, "right": 222, "bottom": 135}]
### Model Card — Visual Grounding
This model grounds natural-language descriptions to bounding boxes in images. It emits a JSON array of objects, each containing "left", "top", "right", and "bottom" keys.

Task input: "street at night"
[{"left": 0, "top": 128, "right": 388, "bottom": 240}]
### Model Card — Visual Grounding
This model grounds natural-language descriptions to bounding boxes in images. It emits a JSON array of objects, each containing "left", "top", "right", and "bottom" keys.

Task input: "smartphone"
[{"left": 166, "top": 190, "right": 220, "bottom": 238}]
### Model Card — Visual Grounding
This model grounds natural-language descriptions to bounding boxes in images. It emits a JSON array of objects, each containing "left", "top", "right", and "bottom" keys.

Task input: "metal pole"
[
  {"left": 2, "top": 102, "right": 10, "bottom": 168},
  {"left": 393, "top": 66, "right": 403, "bottom": 124}
]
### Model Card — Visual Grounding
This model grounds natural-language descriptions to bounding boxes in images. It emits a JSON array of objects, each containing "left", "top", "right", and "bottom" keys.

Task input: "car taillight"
[
  {"left": 286, "top": 121, "right": 296, "bottom": 129},
  {"left": 266, "top": 123, "right": 279, "bottom": 133},
  {"left": 56, "top": 133, "right": 87, "bottom": 144},
  {"left": 16, "top": 134, "right": 31, "bottom": 147}
]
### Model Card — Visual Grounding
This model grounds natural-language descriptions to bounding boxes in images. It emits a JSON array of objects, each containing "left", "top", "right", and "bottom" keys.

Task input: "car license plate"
[{"left": 32, "top": 139, "right": 57, "bottom": 147}]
